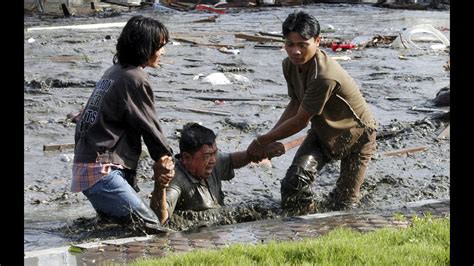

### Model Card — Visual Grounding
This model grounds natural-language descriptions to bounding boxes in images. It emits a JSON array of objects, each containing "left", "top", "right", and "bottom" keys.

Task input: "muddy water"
[{"left": 24, "top": 4, "right": 450, "bottom": 251}]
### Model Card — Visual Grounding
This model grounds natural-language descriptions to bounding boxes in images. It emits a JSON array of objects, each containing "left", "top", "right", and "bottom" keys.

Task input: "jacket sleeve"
[{"left": 124, "top": 78, "right": 172, "bottom": 160}]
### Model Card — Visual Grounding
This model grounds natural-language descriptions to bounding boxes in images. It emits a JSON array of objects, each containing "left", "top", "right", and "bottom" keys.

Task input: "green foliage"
[
  {"left": 393, "top": 212, "right": 407, "bottom": 222},
  {"left": 132, "top": 217, "right": 450, "bottom": 266}
]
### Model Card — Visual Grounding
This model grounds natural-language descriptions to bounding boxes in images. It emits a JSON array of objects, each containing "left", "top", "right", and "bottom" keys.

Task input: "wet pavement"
[{"left": 24, "top": 198, "right": 449, "bottom": 265}]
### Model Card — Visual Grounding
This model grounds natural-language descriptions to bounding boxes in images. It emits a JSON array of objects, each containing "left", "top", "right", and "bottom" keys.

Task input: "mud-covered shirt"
[
  {"left": 166, "top": 152, "right": 235, "bottom": 216},
  {"left": 72, "top": 63, "right": 172, "bottom": 191},
  {"left": 283, "top": 49, "right": 377, "bottom": 158}
]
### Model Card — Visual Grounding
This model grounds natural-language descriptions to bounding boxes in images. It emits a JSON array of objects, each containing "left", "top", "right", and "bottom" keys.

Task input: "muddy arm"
[
  {"left": 150, "top": 156, "right": 175, "bottom": 224},
  {"left": 230, "top": 150, "right": 251, "bottom": 169}
]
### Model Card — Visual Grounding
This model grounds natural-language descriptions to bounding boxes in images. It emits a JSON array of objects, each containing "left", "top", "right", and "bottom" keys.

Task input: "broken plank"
[
  {"left": 410, "top": 106, "right": 449, "bottom": 113},
  {"left": 193, "top": 15, "right": 218, "bottom": 23},
  {"left": 235, "top": 33, "right": 284, "bottom": 43},
  {"left": 26, "top": 22, "right": 127, "bottom": 32},
  {"left": 254, "top": 44, "right": 283, "bottom": 50},
  {"left": 43, "top": 143, "right": 75, "bottom": 152},
  {"left": 176, "top": 107, "right": 231, "bottom": 116},
  {"left": 258, "top": 31, "right": 284, "bottom": 38},
  {"left": 191, "top": 96, "right": 278, "bottom": 102},
  {"left": 382, "top": 146, "right": 426, "bottom": 156},
  {"left": 173, "top": 37, "right": 243, "bottom": 48}
]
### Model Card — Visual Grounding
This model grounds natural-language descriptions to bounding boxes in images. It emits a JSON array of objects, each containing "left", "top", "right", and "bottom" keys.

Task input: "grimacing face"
[
  {"left": 182, "top": 143, "right": 218, "bottom": 180},
  {"left": 284, "top": 32, "right": 320, "bottom": 66}
]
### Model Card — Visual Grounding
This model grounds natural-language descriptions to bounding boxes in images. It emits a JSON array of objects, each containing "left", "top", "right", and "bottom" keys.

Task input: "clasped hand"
[
  {"left": 153, "top": 155, "right": 175, "bottom": 187},
  {"left": 247, "top": 139, "right": 285, "bottom": 163}
]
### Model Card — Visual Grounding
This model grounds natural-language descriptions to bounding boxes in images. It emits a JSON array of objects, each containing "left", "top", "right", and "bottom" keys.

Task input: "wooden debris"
[
  {"left": 27, "top": 22, "right": 127, "bottom": 32},
  {"left": 254, "top": 44, "right": 282, "bottom": 50},
  {"left": 43, "top": 143, "right": 75, "bottom": 152},
  {"left": 191, "top": 96, "right": 278, "bottom": 102},
  {"left": 283, "top": 135, "right": 306, "bottom": 152},
  {"left": 167, "top": 1, "right": 194, "bottom": 11},
  {"left": 382, "top": 146, "right": 427, "bottom": 157},
  {"left": 101, "top": 0, "right": 141, "bottom": 7},
  {"left": 176, "top": 107, "right": 231, "bottom": 116},
  {"left": 436, "top": 125, "right": 450, "bottom": 139},
  {"left": 235, "top": 33, "right": 284, "bottom": 43},
  {"left": 410, "top": 106, "right": 449, "bottom": 113},
  {"left": 193, "top": 15, "right": 219, "bottom": 23},
  {"left": 173, "top": 37, "right": 243, "bottom": 49},
  {"left": 258, "top": 31, "right": 283, "bottom": 38}
]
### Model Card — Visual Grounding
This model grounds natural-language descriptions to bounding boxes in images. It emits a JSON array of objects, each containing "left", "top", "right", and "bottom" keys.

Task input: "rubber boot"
[{"left": 281, "top": 155, "right": 318, "bottom": 215}]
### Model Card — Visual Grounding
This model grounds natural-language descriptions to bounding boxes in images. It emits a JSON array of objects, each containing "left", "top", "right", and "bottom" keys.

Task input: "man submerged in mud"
[
  {"left": 71, "top": 16, "right": 174, "bottom": 229},
  {"left": 151, "top": 123, "right": 284, "bottom": 224},
  {"left": 247, "top": 11, "right": 377, "bottom": 214}
]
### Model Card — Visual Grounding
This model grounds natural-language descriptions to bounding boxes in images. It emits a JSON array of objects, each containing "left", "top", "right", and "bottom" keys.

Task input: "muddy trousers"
[
  {"left": 82, "top": 169, "right": 160, "bottom": 225},
  {"left": 281, "top": 129, "right": 377, "bottom": 209}
]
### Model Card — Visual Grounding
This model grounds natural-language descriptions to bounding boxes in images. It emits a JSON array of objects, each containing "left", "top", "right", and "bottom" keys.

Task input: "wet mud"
[{"left": 24, "top": 4, "right": 449, "bottom": 250}]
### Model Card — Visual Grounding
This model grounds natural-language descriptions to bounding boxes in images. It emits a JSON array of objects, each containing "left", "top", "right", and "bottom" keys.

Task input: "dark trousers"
[{"left": 281, "top": 128, "right": 377, "bottom": 208}]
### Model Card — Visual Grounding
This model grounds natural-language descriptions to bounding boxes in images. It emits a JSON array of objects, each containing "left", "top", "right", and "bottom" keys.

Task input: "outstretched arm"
[
  {"left": 150, "top": 155, "right": 174, "bottom": 224},
  {"left": 258, "top": 104, "right": 313, "bottom": 145},
  {"left": 271, "top": 98, "right": 300, "bottom": 130},
  {"left": 247, "top": 104, "right": 313, "bottom": 161},
  {"left": 231, "top": 142, "right": 286, "bottom": 168}
]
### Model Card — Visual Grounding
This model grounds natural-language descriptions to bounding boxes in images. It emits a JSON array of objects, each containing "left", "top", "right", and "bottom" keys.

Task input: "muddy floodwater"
[{"left": 24, "top": 4, "right": 449, "bottom": 251}]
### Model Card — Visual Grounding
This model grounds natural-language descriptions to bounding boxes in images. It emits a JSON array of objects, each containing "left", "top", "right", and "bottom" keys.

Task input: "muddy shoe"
[
  {"left": 143, "top": 222, "right": 175, "bottom": 234},
  {"left": 326, "top": 189, "right": 360, "bottom": 211},
  {"left": 282, "top": 200, "right": 318, "bottom": 216},
  {"left": 328, "top": 200, "right": 359, "bottom": 211}
]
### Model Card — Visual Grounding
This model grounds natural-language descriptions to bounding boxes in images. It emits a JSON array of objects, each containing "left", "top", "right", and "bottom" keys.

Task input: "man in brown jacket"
[{"left": 247, "top": 11, "right": 377, "bottom": 214}]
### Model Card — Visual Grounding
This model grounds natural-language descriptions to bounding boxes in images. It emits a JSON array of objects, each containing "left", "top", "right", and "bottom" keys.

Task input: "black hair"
[
  {"left": 113, "top": 15, "right": 169, "bottom": 66},
  {"left": 282, "top": 10, "right": 320, "bottom": 40},
  {"left": 179, "top": 123, "right": 217, "bottom": 155}
]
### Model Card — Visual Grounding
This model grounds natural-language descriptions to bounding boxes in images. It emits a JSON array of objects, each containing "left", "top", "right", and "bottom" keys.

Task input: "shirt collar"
[{"left": 174, "top": 154, "right": 204, "bottom": 184}]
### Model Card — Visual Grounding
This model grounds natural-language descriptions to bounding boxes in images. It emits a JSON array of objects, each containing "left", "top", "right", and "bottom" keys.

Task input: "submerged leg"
[
  {"left": 280, "top": 134, "right": 326, "bottom": 215},
  {"left": 330, "top": 128, "right": 377, "bottom": 210}
]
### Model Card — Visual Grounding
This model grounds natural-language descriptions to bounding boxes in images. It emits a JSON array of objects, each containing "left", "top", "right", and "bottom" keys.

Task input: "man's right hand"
[
  {"left": 264, "top": 142, "right": 285, "bottom": 159},
  {"left": 154, "top": 155, "right": 175, "bottom": 187}
]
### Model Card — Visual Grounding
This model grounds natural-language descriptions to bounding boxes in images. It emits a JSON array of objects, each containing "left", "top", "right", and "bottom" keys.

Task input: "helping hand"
[
  {"left": 246, "top": 139, "right": 267, "bottom": 162},
  {"left": 154, "top": 155, "right": 175, "bottom": 187},
  {"left": 264, "top": 142, "right": 285, "bottom": 159}
]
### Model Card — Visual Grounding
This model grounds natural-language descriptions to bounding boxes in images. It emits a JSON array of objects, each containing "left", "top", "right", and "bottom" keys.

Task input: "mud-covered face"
[
  {"left": 182, "top": 143, "right": 218, "bottom": 180},
  {"left": 284, "top": 32, "right": 320, "bottom": 66},
  {"left": 144, "top": 45, "right": 166, "bottom": 68}
]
